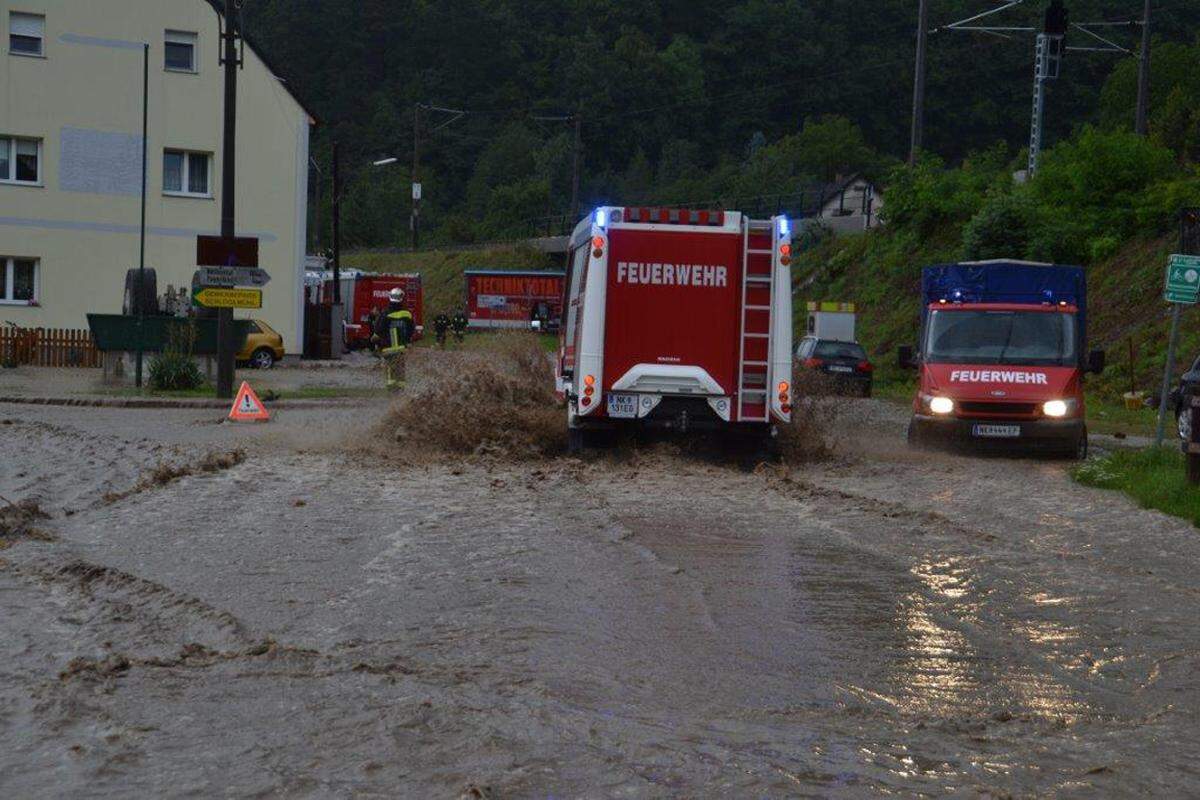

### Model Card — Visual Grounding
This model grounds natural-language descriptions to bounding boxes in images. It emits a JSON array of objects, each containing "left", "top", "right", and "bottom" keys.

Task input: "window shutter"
[{"left": 10, "top": 13, "right": 44, "bottom": 37}]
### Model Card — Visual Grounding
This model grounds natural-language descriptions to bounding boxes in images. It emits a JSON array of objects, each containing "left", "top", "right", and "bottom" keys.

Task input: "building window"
[
  {"left": 9, "top": 11, "right": 44, "bottom": 57},
  {"left": 1, "top": 257, "right": 38, "bottom": 305},
  {"left": 0, "top": 136, "right": 41, "bottom": 185},
  {"left": 164, "top": 150, "right": 211, "bottom": 197},
  {"left": 164, "top": 30, "right": 196, "bottom": 72}
]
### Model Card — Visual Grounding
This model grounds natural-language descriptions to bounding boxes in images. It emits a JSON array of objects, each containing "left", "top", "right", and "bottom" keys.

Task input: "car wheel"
[
  {"left": 250, "top": 348, "right": 275, "bottom": 369},
  {"left": 1178, "top": 407, "right": 1191, "bottom": 442}
]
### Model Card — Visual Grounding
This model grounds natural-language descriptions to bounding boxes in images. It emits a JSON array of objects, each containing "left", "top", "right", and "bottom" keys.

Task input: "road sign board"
[
  {"left": 1166, "top": 254, "right": 1200, "bottom": 304},
  {"left": 193, "top": 286, "right": 263, "bottom": 309},
  {"left": 412, "top": 182, "right": 422, "bottom": 201},
  {"left": 197, "top": 235, "right": 260, "bottom": 267},
  {"left": 194, "top": 266, "right": 271, "bottom": 287}
]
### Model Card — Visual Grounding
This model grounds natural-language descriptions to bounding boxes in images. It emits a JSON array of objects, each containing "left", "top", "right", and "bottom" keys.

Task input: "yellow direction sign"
[{"left": 193, "top": 286, "right": 262, "bottom": 309}]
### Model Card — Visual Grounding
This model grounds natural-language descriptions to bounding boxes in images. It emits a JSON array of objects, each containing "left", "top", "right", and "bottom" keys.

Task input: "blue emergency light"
[
  {"left": 778, "top": 216, "right": 790, "bottom": 238},
  {"left": 595, "top": 208, "right": 607, "bottom": 228}
]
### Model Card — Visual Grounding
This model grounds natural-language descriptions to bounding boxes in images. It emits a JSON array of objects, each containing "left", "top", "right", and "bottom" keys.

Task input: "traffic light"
[{"left": 1044, "top": 0, "right": 1069, "bottom": 37}]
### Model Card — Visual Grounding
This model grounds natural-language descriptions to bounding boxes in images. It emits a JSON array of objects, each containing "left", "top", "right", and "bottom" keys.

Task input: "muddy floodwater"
[{"left": 2, "top": 398, "right": 1199, "bottom": 798}]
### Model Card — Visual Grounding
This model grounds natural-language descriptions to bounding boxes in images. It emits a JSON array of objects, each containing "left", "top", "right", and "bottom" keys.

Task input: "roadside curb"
[{"left": 0, "top": 395, "right": 372, "bottom": 410}]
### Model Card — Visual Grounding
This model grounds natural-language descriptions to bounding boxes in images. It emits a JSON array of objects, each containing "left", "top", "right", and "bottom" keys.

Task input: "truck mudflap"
[{"left": 909, "top": 414, "right": 1086, "bottom": 455}]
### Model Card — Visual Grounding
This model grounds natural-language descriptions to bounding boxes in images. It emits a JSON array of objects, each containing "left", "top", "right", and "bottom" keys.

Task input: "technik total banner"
[{"left": 467, "top": 272, "right": 564, "bottom": 327}]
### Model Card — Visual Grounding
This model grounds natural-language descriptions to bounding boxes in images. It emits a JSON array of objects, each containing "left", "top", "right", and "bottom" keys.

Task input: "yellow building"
[{"left": 0, "top": 0, "right": 313, "bottom": 353}]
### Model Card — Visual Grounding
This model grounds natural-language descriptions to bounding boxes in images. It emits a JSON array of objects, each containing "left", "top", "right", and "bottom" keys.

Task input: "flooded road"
[{"left": 1, "top": 400, "right": 1198, "bottom": 797}]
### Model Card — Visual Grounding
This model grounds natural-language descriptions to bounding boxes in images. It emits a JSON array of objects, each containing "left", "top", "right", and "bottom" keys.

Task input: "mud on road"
[{"left": 1, "top": 390, "right": 1199, "bottom": 798}]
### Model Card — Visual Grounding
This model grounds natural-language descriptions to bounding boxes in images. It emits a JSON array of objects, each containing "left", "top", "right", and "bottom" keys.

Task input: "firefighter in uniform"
[
  {"left": 451, "top": 309, "right": 468, "bottom": 345},
  {"left": 433, "top": 312, "right": 450, "bottom": 348},
  {"left": 376, "top": 288, "right": 414, "bottom": 388}
]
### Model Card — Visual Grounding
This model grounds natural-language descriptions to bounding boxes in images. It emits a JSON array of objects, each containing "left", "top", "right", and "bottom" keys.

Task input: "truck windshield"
[{"left": 924, "top": 309, "right": 1077, "bottom": 366}]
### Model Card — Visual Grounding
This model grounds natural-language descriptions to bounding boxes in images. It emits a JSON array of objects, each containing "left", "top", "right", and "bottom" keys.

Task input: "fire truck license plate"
[
  {"left": 606, "top": 393, "right": 637, "bottom": 418},
  {"left": 972, "top": 424, "right": 1021, "bottom": 439}
]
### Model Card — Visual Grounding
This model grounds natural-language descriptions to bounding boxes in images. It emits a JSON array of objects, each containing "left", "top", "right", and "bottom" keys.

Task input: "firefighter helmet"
[{"left": 389, "top": 288, "right": 405, "bottom": 304}]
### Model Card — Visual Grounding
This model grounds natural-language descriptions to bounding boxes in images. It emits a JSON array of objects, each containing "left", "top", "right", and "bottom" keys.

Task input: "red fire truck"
[
  {"left": 557, "top": 207, "right": 794, "bottom": 450},
  {"left": 900, "top": 261, "right": 1106, "bottom": 458},
  {"left": 464, "top": 270, "right": 565, "bottom": 330},
  {"left": 318, "top": 270, "right": 424, "bottom": 348}
]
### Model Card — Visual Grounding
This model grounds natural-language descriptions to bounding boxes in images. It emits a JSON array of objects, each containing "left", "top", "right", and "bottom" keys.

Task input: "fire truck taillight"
[
  {"left": 592, "top": 236, "right": 605, "bottom": 258},
  {"left": 779, "top": 242, "right": 792, "bottom": 266},
  {"left": 778, "top": 381, "right": 790, "bottom": 404},
  {"left": 583, "top": 374, "right": 596, "bottom": 398}
]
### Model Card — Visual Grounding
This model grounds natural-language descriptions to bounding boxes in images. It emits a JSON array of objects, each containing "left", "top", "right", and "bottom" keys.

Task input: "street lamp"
[{"left": 373, "top": 156, "right": 419, "bottom": 249}]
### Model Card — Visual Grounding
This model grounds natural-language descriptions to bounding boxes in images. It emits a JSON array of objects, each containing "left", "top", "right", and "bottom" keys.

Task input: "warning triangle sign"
[{"left": 229, "top": 381, "right": 271, "bottom": 422}]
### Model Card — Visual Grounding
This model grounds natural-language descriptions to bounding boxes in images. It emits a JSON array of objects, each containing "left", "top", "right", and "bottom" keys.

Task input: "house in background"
[
  {"left": 812, "top": 174, "right": 883, "bottom": 234},
  {"left": 0, "top": 0, "right": 314, "bottom": 353}
]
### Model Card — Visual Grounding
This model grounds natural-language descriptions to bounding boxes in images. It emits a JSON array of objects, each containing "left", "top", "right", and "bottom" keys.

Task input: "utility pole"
[
  {"left": 331, "top": 142, "right": 341, "bottom": 304},
  {"left": 570, "top": 112, "right": 582, "bottom": 223},
  {"left": 909, "top": 0, "right": 929, "bottom": 164},
  {"left": 216, "top": 0, "right": 240, "bottom": 399},
  {"left": 938, "top": 0, "right": 1132, "bottom": 179},
  {"left": 411, "top": 103, "right": 421, "bottom": 251},
  {"left": 1135, "top": 0, "right": 1152, "bottom": 136}
]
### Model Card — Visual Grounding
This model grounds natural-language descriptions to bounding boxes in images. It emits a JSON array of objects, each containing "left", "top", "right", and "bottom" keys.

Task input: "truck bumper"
[{"left": 910, "top": 414, "right": 1085, "bottom": 453}]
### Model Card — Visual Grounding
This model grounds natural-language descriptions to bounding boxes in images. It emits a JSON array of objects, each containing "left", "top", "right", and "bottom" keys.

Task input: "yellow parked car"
[{"left": 237, "top": 319, "right": 285, "bottom": 369}]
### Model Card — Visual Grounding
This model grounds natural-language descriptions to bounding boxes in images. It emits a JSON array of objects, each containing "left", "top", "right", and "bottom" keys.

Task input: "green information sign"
[{"left": 1165, "top": 254, "right": 1200, "bottom": 304}]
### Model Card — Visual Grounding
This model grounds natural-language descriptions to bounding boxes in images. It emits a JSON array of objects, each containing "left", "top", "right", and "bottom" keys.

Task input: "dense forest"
[{"left": 240, "top": 1, "right": 1200, "bottom": 249}]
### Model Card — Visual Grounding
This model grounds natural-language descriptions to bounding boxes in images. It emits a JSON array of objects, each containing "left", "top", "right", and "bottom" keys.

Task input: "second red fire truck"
[{"left": 556, "top": 206, "right": 793, "bottom": 450}]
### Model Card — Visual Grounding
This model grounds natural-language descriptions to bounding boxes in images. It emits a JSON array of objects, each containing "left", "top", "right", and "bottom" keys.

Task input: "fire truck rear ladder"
[{"left": 736, "top": 219, "right": 775, "bottom": 422}]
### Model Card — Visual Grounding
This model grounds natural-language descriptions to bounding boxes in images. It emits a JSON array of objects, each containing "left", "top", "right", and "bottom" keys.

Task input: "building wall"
[{"left": 0, "top": 0, "right": 311, "bottom": 352}]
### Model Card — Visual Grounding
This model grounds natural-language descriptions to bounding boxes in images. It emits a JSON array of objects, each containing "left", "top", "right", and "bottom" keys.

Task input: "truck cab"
[{"left": 900, "top": 260, "right": 1104, "bottom": 458}]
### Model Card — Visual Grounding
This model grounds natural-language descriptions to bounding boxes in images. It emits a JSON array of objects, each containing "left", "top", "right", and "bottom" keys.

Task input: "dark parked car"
[
  {"left": 1170, "top": 353, "right": 1200, "bottom": 440},
  {"left": 795, "top": 336, "right": 874, "bottom": 397}
]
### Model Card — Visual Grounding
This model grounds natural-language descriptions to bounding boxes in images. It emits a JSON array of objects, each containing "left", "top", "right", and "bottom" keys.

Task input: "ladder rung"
[
  {"left": 740, "top": 389, "right": 767, "bottom": 396},
  {"left": 742, "top": 333, "right": 769, "bottom": 338},
  {"left": 744, "top": 304, "right": 770, "bottom": 311},
  {"left": 746, "top": 275, "right": 772, "bottom": 282},
  {"left": 746, "top": 249, "right": 773, "bottom": 255},
  {"left": 742, "top": 360, "right": 768, "bottom": 366}
]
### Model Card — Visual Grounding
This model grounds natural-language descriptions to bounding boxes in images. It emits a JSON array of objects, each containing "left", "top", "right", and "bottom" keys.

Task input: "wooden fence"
[{"left": 0, "top": 326, "right": 102, "bottom": 368}]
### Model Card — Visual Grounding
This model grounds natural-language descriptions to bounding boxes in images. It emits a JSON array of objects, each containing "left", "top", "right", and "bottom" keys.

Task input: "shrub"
[
  {"left": 148, "top": 322, "right": 203, "bottom": 391},
  {"left": 961, "top": 191, "right": 1034, "bottom": 260}
]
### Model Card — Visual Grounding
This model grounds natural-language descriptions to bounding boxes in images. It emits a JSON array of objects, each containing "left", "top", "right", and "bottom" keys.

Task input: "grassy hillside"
[{"left": 343, "top": 245, "right": 561, "bottom": 317}]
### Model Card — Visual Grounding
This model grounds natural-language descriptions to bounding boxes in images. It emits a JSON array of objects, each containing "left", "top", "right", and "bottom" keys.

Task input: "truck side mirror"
[
  {"left": 898, "top": 345, "right": 917, "bottom": 370},
  {"left": 1087, "top": 349, "right": 1106, "bottom": 374}
]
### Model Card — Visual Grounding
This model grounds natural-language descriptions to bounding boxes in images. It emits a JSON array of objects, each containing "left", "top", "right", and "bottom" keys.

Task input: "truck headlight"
[
  {"left": 1043, "top": 399, "right": 1075, "bottom": 418},
  {"left": 924, "top": 395, "right": 954, "bottom": 415}
]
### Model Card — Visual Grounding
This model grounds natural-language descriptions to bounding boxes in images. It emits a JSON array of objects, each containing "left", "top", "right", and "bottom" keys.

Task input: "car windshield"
[
  {"left": 813, "top": 341, "right": 866, "bottom": 360},
  {"left": 925, "top": 309, "right": 1077, "bottom": 366}
]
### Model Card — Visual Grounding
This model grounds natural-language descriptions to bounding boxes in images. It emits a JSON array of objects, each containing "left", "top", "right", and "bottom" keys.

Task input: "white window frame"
[
  {"left": 8, "top": 11, "right": 45, "bottom": 58},
  {"left": 164, "top": 30, "right": 197, "bottom": 73},
  {"left": 163, "top": 149, "right": 212, "bottom": 198},
  {"left": 0, "top": 256, "right": 40, "bottom": 306},
  {"left": 0, "top": 135, "right": 43, "bottom": 186}
]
